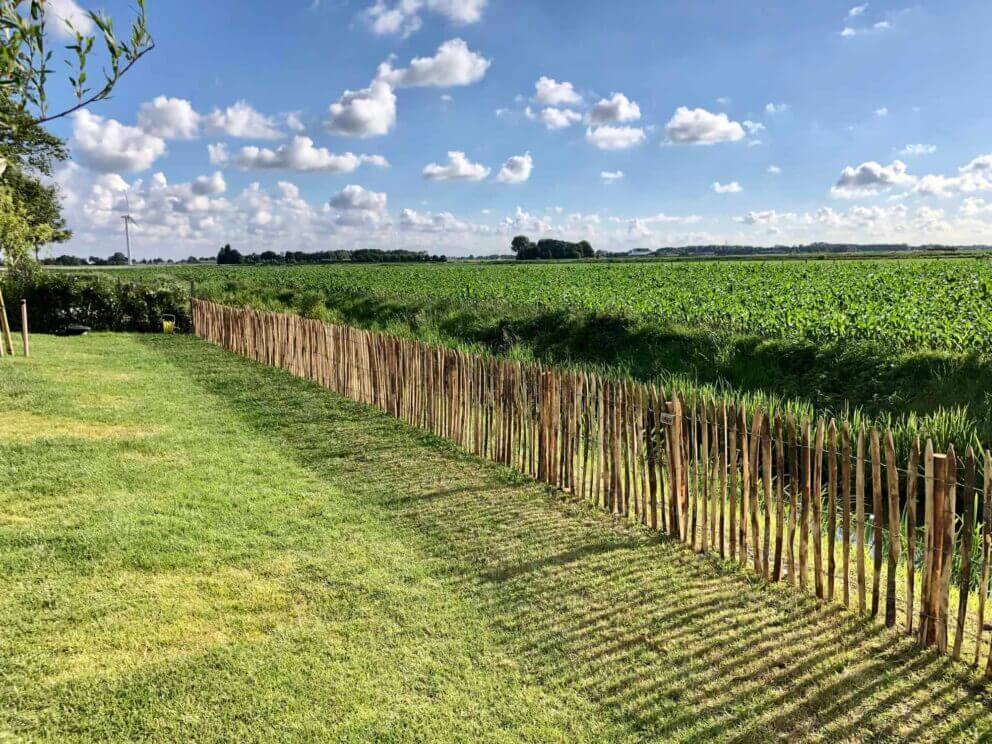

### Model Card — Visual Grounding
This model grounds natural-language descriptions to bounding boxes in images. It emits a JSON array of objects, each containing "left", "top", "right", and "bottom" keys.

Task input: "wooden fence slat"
[
  {"left": 773, "top": 413, "right": 785, "bottom": 582},
  {"left": 856, "top": 429, "right": 867, "bottom": 615},
  {"left": 906, "top": 439, "right": 920, "bottom": 635},
  {"left": 884, "top": 430, "right": 901, "bottom": 628},
  {"left": 827, "top": 420, "right": 838, "bottom": 602},
  {"left": 813, "top": 422, "right": 825, "bottom": 599},
  {"left": 979, "top": 452, "right": 992, "bottom": 669},
  {"left": 870, "top": 428, "right": 884, "bottom": 618},
  {"left": 953, "top": 448, "right": 976, "bottom": 659}
]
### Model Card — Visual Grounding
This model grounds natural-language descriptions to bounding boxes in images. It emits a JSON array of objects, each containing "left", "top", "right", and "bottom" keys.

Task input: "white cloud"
[
  {"left": 325, "top": 80, "right": 397, "bottom": 138},
  {"left": 533, "top": 77, "right": 582, "bottom": 106},
  {"left": 71, "top": 110, "right": 166, "bottom": 173},
  {"left": 538, "top": 107, "right": 583, "bottom": 130},
  {"left": 192, "top": 171, "right": 226, "bottom": 196},
  {"left": 900, "top": 143, "right": 936, "bottom": 156},
  {"left": 585, "top": 125, "right": 646, "bottom": 150},
  {"left": 216, "top": 136, "right": 389, "bottom": 173},
  {"left": 912, "top": 155, "right": 992, "bottom": 198},
  {"left": 664, "top": 107, "right": 745, "bottom": 145},
  {"left": 875, "top": 106, "right": 889, "bottom": 117},
  {"left": 46, "top": 0, "right": 93, "bottom": 38},
  {"left": 285, "top": 112, "right": 306, "bottom": 133},
  {"left": 497, "top": 153, "right": 533, "bottom": 184},
  {"left": 601, "top": 170, "right": 624, "bottom": 183},
  {"left": 422, "top": 151, "right": 490, "bottom": 181},
  {"left": 137, "top": 96, "right": 201, "bottom": 140},
  {"left": 961, "top": 198, "right": 992, "bottom": 217},
  {"left": 376, "top": 38, "right": 490, "bottom": 88},
  {"left": 208, "top": 143, "right": 229, "bottom": 166},
  {"left": 841, "top": 19, "right": 892, "bottom": 37},
  {"left": 328, "top": 184, "right": 388, "bottom": 213},
  {"left": 848, "top": 3, "right": 869, "bottom": 17},
  {"left": 362, "top": 0, "right": 487, "bottom": 36},
  {"left": 743, "top": 120, "right": 766, "bottom": 135},
  {"left": 400, "top": 208, "right": 474, "bottom": 232},
  {"left": 768, "top": 165, "right": 782, "bottom": 174},
  {"left": 765, "top": 102, "right": 789, "bottom": 114},
  {"left": 831, "top": 159, "right": 915, "bottom": 198},
  {"left": 587, "top": 93, "right": 641, "bottom": 125},
  {"left": 203, "top": 101, "right": 284, "bottom": 139},
  {"left": 712, "top": 181, "right": 743, "bottom": 194}
]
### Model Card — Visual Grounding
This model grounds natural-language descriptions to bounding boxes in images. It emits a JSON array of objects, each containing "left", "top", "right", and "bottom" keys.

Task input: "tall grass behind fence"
[{"left": 194, "top": 299, "right": 992, "bottom": 673}]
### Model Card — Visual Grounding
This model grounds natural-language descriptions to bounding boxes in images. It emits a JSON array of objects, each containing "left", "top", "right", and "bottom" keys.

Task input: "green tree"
[
  {"left": 217, "top": 244, "right": 243, "bottom": 265},
  {"left": 0, "top": 92, "right": 69, "bottom": 266},
  {"left": 510, "top": 235, "right": 533, "bottom": 255}
]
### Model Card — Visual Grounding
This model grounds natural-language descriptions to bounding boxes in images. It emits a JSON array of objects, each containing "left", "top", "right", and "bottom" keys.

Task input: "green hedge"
[{"left": 1, "top": 271, "right": 191, "bottom": 333}]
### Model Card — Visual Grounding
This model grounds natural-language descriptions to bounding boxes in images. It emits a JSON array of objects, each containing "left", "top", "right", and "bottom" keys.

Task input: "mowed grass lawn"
[{"left": 2, "top": 335, "right": 992, "bottom": 742}]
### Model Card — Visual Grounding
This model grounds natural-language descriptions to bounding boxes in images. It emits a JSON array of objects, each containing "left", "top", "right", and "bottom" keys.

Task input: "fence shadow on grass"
[{"left": 146, "top": 336, "right": 992, "bottom": 742}]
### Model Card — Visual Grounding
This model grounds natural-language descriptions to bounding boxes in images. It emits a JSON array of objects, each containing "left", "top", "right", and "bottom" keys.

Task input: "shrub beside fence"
[
  {"left": 193, "top": 299, "right": 992, "bottom": 673},
  {"left": 1, "top": 270, "right": 191, "bottom": 333}
]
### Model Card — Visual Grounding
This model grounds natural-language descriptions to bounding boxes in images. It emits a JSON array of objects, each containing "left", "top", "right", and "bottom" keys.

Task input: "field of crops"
[{"left": 123, "top": 257, "right": 992, "bottom": 354}]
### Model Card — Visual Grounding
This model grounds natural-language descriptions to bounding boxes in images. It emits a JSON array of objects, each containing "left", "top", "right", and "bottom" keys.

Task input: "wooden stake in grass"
[
  {"left": 20, "top": 299, "right": 29, "bottom": 357},
  {"left": 0, "top": 288, "right": 14, "bottom": 356},
  {"left": 773, "top": 413, "right": 785, "bottom": 582},
  {"left": 812, "top": 421, "right": 825, "bottom": 599}
]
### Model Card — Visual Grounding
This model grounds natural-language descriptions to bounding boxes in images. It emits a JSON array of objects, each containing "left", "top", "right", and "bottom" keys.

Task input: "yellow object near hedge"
[{"left": 162, "top": 315, "right": 176, "bottom": 334}]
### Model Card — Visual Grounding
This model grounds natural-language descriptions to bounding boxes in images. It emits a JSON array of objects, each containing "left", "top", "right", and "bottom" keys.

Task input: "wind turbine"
[{"left": 121, "top": 193, "right": 137, "bottom": 265}]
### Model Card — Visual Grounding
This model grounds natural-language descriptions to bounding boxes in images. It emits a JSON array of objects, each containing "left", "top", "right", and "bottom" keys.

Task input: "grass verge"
[{"left": 1, "top": 334, "right": 991, "bottom": 741}]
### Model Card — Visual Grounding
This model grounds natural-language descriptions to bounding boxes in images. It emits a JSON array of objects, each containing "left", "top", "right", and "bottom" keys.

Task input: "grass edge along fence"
[{"left": 193, "top": 299, "right": 992, "bottom": 674}]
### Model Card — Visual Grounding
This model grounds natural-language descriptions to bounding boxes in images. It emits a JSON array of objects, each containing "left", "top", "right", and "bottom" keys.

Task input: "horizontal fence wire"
[{"left": 193, "top": 300, "right": 992, "bottom": 674}]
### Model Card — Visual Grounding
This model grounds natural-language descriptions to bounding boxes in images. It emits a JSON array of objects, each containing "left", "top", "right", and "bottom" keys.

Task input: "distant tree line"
[
  {"left": 646, "top": 243, "right": 991, "bottom": 258},
  {"left": 39, "top": 253, "right": 210, "bottom": 266},
  {"left": 217, "top": 245, "right": 446, "bottom": 265},
  {"left": 510, "top": 236, "right": 594, "bottom": 260}
]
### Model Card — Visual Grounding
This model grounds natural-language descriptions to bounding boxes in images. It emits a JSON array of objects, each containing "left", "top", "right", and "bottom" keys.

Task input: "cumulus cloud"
[
  {"left": 831, "top": 159, "right": 915, "bottom": 198},
  {"left": 664, "top": 107, "right": 745, "bottom": 145},
  {"left": 328, "top": 184, "right": 387, "bottom": 212},
  {"left": 768, "top": 165, "right": 782, "bottom": 174},
  {"left": 765, "top": 102, "right": 789, "bottom": 114},
  {"left": 325, "top": 80, "right": 397, "bottom": 138},
  {"left": 376, "top": 38, "right": 490, "bottom": 88},
  {"left": 712, "top": 181, "right": 743, "bottom": 194},
  {"left": 900, "top": 144, "right": 936, "bottom": 156},
  {"left": 875, "top": 106, "right": 889, "bottom": 117},
  {"left": 46, "top": 0, "right": 93, "bottom": 38},
  {"left": 586, "top": 93, "right": 641, "bottom": 125},
  {"left": 422, "top": 151, "right": 490, "bottom": 181},
  {"left": 912, "top": 155, "right": 992, "bottom": 198},
  {"left": 585, "top": 125, "right": 646, "bottom": 150},
  {"left": 497, "top": 153, "right": 533, "bottom": 184},
  {"left": 601, "top": 170, "right": 624, "bottom": 183},
  {"left": 362, "top": 0, "right": 486, "bottom": 36},
  {"left": 72, "top": 110, "right": 166, "bottom": 173},
  {"left": 400, "top": 208, "right": 474, "bottom": 232},
  {"left": 849, "top": 3, "right": 869, "bottom": 16},
  {"left": 203, "top": 101, "right": 284, "bottom": 139},
  {"left": 192, "top": 171, "right": 227, "bottom": 196},
  {"left": 533, "top": 77, "right": 582, "bottom": 106},
  {"left": 214, "top": 136, "right": 389, "bottom": 173},
  {"left": 138, "top": 96, "right": 201, "bottom": 140},
  {"left": 538, "top": 107, "right": 583, "bottom": 130}
]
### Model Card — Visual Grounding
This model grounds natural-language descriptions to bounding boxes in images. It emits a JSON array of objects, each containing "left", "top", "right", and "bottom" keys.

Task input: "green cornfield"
[{"left": 121, "top": 257, "right": 992, "bottom": 353}]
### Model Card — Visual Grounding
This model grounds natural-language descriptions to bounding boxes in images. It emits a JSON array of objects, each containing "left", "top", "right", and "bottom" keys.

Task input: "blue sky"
[{"left": 43, "top": 0, "right": 992, "bottom": 258}]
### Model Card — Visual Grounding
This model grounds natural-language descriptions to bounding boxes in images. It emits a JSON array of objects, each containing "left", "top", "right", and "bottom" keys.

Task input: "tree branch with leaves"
[{"left": 1, "top": 0, "right": 154, "bottom": 124}]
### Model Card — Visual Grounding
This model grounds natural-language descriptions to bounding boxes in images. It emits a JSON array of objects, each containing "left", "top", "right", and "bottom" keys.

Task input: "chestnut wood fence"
[{"left": 194, "top": 299, "right": 992, "bottom": 672}]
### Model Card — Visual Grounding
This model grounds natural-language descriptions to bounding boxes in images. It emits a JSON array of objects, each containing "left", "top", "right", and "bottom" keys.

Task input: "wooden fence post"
[{"left": 20, "top": 299, "right": 29, "bottom": 357}]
